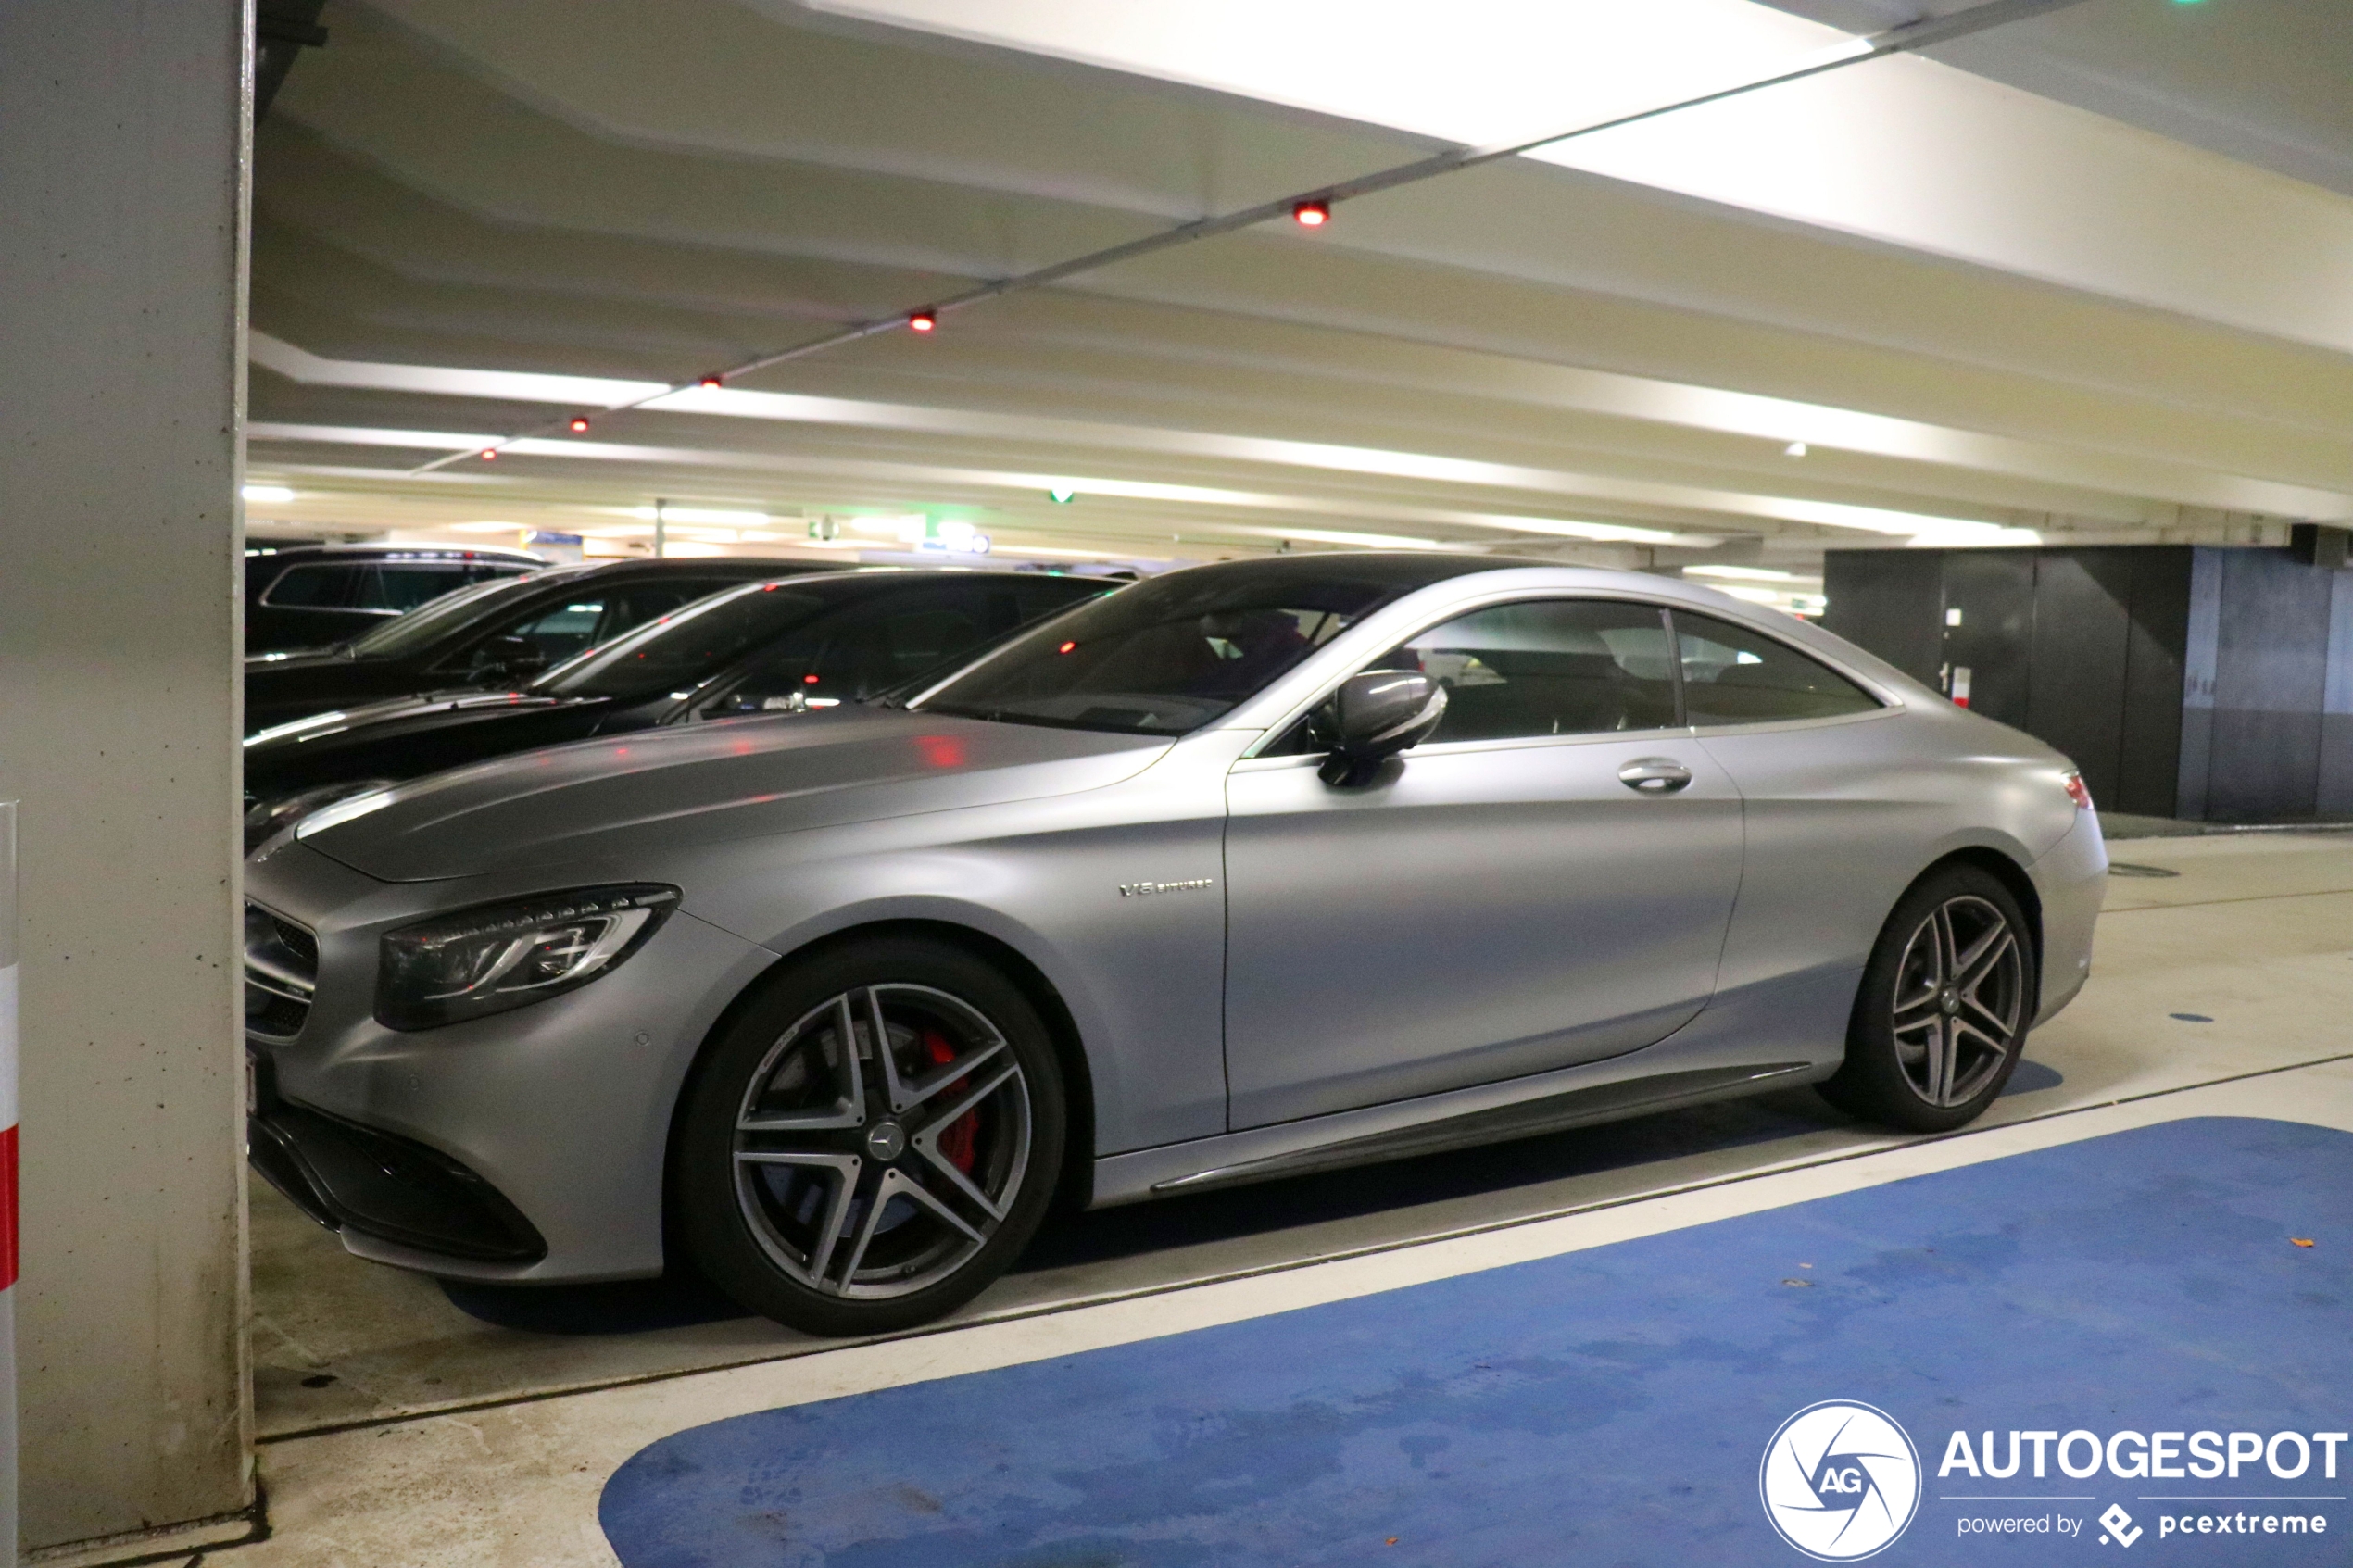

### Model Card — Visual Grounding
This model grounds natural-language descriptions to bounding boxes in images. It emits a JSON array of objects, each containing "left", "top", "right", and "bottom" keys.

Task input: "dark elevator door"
[{"left": 1940, "top": 551, "right": 2034, "bottom": 728}]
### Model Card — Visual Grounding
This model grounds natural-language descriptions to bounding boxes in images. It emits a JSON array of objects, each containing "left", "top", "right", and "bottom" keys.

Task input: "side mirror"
[{"left": 1317, "top": 669, "right": 1446, "bottom": 786}]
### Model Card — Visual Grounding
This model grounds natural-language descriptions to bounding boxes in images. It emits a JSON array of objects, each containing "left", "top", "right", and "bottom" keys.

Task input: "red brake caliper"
[{"left": 925, "top": 1029, "right": 978, "bottom": 1173}]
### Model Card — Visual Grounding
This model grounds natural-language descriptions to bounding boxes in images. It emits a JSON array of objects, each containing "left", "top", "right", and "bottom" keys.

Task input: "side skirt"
[{"left": 1088, "top": 961, "right": 1860, "bottom": 1209}]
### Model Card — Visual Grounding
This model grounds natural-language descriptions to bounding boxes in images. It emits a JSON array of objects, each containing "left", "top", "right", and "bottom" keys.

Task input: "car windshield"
[
  {"left": 914, "top": 561, "right": 1447, "bottom": 734},
  {"left": 342, "top": 571, "right": 559, "bottom": 658},
  {"left": 535, "top": 581, "right": 829, "bottom": 698}
]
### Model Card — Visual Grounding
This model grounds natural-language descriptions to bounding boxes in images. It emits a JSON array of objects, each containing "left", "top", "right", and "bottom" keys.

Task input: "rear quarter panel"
[{"left": 1696, "top": 701, "right": 2081, "bottom": 1009}]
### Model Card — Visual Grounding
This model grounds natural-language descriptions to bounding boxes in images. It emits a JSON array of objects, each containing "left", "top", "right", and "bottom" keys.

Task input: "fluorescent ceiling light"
[
  {"left": 994, "top": 545, "right": 1159, "bottom": 560},
  {"left": 251, "top": 333, "right": 666, "bottom": 408},
  {"left": 242, "top": 484, "right": 295, "bottom": 504},
  {"left": 257, "top": 416, "right": 2012, "bottom": 546},
  {"left": 448, "top": 521, "right": 523, "bottom": 533},
  {"left": 798, "top": 0, "right": 1841, "bottom": 153},
  {"left": 1456, "top": 515, "right": 1687, "bottom": 546},
  {"left": 250, "top": 421, "right": 497, "bottom": 452},
  {"left": 627, "top": 506, "right": 771, "bottom": 527},
  {"left": 1906, "top": 525, "right": 2044, "bottom": 547},
  {"left": 1227, "top": 527, "right": 1445, "bottom": 550},
  {"left": 1686, "top": 564, "right": 1809, "bottom": 583}
]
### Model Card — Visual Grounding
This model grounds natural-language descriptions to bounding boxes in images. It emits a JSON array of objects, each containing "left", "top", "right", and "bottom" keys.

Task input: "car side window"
[
  {"left": 1368, "top": 598, "right": 1679, "bottom": 743},
  {"left": 699, "top": 591, "right": 983, "bottom": 717},
  {"left": 699, "top": 581, "right": 1108, "bottom": 719},
  {"left": 1671, "top": 609, "right": 1878, "bottom": 725},
  {"left": 258, "top": 563, "right": 362, "bottom": 608},
  {"left": 501, "top": 597, "right": 610, "bottom": 666},
  {"left": 359, "top": 563, "right": 471, "bottom": 613}
]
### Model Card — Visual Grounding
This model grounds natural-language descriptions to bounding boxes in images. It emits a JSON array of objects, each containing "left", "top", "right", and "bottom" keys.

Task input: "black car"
[
  {"left": 242, "top": 568, "right": 1111, "bottom": 851},
  {"left": 245, "top": 544, "right": 546, "bottom": 653},
  {"left": 245, "top": 558, "right": 824, "bottom": 734}
]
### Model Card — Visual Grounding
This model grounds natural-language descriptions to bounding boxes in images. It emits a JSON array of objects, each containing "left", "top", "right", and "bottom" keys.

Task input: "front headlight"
[
  {"left": 376, "top": 884, "right": 679, "bottom": 1031},
  {"left": 245, "top": 779, "right": 396, "bottom": 855}
]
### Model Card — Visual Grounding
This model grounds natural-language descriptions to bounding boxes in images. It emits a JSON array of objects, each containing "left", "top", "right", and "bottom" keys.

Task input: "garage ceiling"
[{"left": 246, "top": 0, "right": 2353, "bottom": 597}]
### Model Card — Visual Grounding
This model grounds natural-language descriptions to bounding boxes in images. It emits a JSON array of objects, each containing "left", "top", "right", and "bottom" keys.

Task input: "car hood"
[
  {"left": 296, "top": 709, "right": 1171, "bottom": 882},
  {"left": 245, "top": 687, "right": 595, "bottom": 753}
]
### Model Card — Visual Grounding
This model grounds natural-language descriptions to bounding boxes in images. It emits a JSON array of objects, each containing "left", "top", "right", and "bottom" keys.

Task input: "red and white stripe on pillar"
[
  {"left": 1, "top": 903, "right": 14, "bottom": 1300},
  {"left": 1, "top": 797, "right": 18, "bottom": 1563},
  {"left": 1, "top": 799, "right": 16, "bottom": 1297},
  {"left": 0, "top": 948, "right": 13, "bottom": 1299}
]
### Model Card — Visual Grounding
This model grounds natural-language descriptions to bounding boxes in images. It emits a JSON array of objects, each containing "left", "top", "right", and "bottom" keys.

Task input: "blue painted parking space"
[{"left": 602, "top": 1117, "right": 2347, "bottom": 1566}]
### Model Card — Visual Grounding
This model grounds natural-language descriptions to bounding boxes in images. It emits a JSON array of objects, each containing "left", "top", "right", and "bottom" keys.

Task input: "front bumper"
[
  {"left": 249, "top": 1054, "right": 546, "bottom": 1263},
  {"left": 245, "top": 840, "right": 778, "bottom": 1282}
]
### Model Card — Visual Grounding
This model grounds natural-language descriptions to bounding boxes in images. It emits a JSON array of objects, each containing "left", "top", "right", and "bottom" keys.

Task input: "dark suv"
[
  {"left": 245, "top": 544, "right": 545, "bottom": 653},
  {"left": 245, "top": 558, "right": 833, "bottom": 734}
]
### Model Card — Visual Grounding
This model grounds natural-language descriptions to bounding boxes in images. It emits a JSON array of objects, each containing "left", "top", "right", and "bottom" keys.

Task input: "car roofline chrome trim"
[{"left": 1217, "top": 569, "right": 1910, "bottom": 758}]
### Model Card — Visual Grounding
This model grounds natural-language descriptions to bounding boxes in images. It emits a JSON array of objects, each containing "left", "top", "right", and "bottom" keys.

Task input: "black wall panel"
[
  {"left": 2207, "top": 547, "right": 2332, "bottom": 820},
  {"left": 2321, "top": 571, "right": 2353, "bottom": 817},
  {"left": 1791, "top": 546, "right": 2346, "bottom": 822},
  {"left": 2025, "top": 550, "right": 2133, "bottom": 808},
  {"left": 1820, "top": 551, "right": 1941, "bottom": 687},
  {"left": 2117, "top": 547, "right": 2192, "bottom": 818}
]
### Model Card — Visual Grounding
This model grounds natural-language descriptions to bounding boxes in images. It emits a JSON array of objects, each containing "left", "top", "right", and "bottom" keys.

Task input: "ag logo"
[{"left": 1760, "top": 1400, "right": 1922, "bottom": 1561}]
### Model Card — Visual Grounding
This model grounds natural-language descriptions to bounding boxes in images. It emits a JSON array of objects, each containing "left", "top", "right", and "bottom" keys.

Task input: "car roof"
[
  {"left": 544, "top": 557, "right": 850, "bottom": 583},
  {"left": 1146, "top": 550, "right": 1530, "bottom": 596},
  {"left": 245, "top": 542, "right": 546, "bottom": 565},
  {"left": 719, "top": 566, "right": 1101, "bottom": 596}
]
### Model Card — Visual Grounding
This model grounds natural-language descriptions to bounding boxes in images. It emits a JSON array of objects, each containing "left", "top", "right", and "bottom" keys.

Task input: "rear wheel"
[
  {"left": 1820, "top": 864, "right": 2035, "bottom": 1133},
  {"left": 673, "top": 937, "right": 1064, "bottom": 1336}
]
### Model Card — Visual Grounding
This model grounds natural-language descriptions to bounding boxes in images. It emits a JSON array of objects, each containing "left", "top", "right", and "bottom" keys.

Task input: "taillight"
[{"left": 2062, "top": 771, "right": 2094, "bottom": 811}]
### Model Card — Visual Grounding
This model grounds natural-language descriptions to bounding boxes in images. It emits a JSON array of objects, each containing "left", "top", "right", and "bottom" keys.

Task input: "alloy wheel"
[
  {"left": 731, "top": 984, "right": 1032, "bottom": 1299},
  {"left": 1889, "top": 894, "right": 2025, "bottom": 1107}
]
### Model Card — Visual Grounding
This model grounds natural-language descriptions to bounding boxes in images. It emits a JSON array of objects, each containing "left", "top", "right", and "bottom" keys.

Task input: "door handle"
[{"left": 1618, "top": 758, "right": 1692, "bottom": 794}]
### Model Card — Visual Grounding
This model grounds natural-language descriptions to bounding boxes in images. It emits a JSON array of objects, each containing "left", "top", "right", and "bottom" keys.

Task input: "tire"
[
  {"left": 673, "top": 936, "right": 1066, "bottom": 1336},
  {"left": 1819, "top": 863, "right": 2037, "bottom": 1134}
]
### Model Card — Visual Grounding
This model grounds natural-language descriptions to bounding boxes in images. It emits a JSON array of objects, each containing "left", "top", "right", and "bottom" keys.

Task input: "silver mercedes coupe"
[{"left": 244, "top": 553, "right": 2107, "bottom": 1334}]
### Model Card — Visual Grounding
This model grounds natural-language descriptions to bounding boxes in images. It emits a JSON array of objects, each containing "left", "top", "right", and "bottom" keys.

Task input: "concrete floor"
[{"left": 75, "top": 829, "right": 2353, "bottom": 1565}]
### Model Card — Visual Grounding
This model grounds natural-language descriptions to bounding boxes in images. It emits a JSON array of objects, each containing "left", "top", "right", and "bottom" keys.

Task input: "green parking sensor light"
[{"left": 1047, "top": 485, "right": 1076, "bottom": 505}]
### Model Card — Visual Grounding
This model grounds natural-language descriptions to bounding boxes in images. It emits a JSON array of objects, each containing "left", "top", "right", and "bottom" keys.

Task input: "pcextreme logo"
[{"left": 1760, "top": 1401, "right": 1924, "bottom": 1561}]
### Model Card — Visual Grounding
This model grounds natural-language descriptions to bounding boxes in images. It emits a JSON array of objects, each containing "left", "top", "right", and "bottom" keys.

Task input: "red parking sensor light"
[
  {"left": 698, "top": 374, "right": 723, "bottom": 389},
  {"left": 1292, "top": 200, "right": 1330, "bottom": 228},
  {"left": 908, "top": 308, "right": 937, "bottom": 333},
  {"left": 479, "top": 447, "right": 497, "bottom": 460},
  {"left": 568, "top": 417, "right": 591, "bottom": 433}
]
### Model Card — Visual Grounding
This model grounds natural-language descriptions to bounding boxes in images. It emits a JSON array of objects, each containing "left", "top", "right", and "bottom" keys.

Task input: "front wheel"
[
  {"left": 673, "top": 937, "right": 1064, "bottom": 1336},
  {"left": 1820, "top": 864, "right": 2036, "bottom": 1133}
]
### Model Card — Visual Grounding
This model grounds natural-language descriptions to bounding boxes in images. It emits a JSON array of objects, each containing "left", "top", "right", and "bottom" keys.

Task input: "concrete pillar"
[{"left": 0, "top": 0, "right": 254, "bottom": 1551}]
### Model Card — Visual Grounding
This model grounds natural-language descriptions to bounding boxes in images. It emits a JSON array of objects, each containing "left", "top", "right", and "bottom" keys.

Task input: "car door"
[
  {"left": 1222, "top": 596, "right": 1744, "bottom": 1128},
  {"left": 1667, "top": 608, "right": 1916, "bottom": 1011}
]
